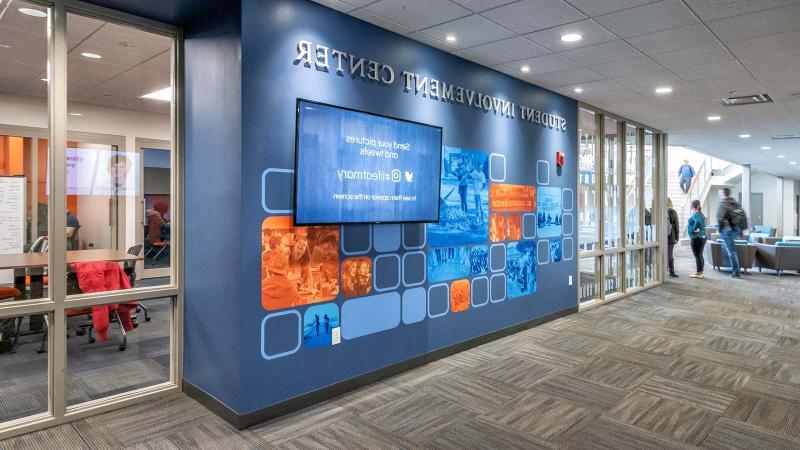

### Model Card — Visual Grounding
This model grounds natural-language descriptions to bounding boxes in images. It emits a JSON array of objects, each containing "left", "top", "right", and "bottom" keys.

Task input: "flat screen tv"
[{"left": 294, "top": 99, "right": 443, "bottom": 225}]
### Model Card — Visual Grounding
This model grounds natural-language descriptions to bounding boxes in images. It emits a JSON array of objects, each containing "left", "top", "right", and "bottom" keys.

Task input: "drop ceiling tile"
[
  {"left": 524, "top": 19, "right": 617, "bottom": 51},
  {"left": 614, "top": 70, "right": 686, "bottom": 89},
  {"left": 727, "top": 30, "right": 800, "bottom": 59},
  {"left": 349, "top": 9, "right": 415, "bottom": 34},
  {"left": 467, "top": 36, "right": 551, "bottom": 65},
  {"left": 650, "top": 44, "right": 735, "bottom": 71},
  {"left": 559, "top": 40, "right": 642, "bottom": 66},
  {"left": 562, "top": 0, "right": 657, "bottom": 17},
  {"left": 420, "top": 14, "right": 514, "bottom": 48},
  {"left": 707, "top": 3, "right": 800, "bottom": 42},
  {"left": 685, "top": 73, "right": 757, "bottom": 91},
  {"left": 406, "top": 31, "right": 458, "bottom": 52},
  {"left": 480, "top": 0, "right": 586, "bottom": 34},
  {"left": 310, "top": 0, "right": 359, "bottom": 13},
  {"left": 671, "top": 60, "right": 750, "bottom": 81},
  {"left": 491, "top": 64, "right": 529, "bottom": 81},
  {"left": 452, "top": 49, "right": 497, "bottom": 67},
  {"left": 682, "top": 0, "right": 798, "bottom": 21},
  {"left": 363, "top": 0, "right": 471, "bottom": 31},
  {"left": 531, "top": 67, "right": 605, "bottom": 86},
  {"left": 594, "top": 0, "right": 699, "bottom": 38},
  {"left": 627, "top": 24, "right": 719, "bottom": 55},
  {"left": 505, "top": 53, "right": 579, "bottom": 75},
  {"left": 450, "top": 0, "right": 519, "bottom": 12},
  {"left": 589, "top": 56, "right": 661, "bottom": 77}
]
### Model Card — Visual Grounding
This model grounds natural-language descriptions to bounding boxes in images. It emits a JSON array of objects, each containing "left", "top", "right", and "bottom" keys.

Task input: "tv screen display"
[{"left": 294, "top": 99, "right": 442, "bottom": 225}]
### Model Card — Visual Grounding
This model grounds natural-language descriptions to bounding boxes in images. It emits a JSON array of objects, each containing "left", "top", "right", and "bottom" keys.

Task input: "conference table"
[{"left": 0, "top": 249, "right": 142, "bottom": 300}]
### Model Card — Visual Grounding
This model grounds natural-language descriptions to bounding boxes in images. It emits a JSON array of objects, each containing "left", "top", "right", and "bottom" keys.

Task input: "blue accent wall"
[
  {"left": 183, "top": 1, "right": 243, "bottom": 410},
  {"left": 185, "top": 0, "right": 579, "bottom": 416}
]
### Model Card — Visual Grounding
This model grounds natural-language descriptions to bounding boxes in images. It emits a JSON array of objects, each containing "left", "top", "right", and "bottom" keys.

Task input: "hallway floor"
[{"left": 3, "top": 248, "right": 800, "bottom": 449}]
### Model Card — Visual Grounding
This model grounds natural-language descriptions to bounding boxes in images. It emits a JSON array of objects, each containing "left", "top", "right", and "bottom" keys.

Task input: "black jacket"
[
  {"left": 717, "top": 197, "right": 740, "bottom": 230},
  {"left": 667, "top": 208, "right": 680, "bottom": 245}
]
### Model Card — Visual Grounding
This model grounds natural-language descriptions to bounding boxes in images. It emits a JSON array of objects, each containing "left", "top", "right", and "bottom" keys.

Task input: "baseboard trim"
[{"left": 184, "top": 305, "right": 578, "bottom": 430}]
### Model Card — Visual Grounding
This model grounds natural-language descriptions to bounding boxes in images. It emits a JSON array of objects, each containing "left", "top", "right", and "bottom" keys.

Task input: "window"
[
  {"left": 603, "top": 117, "right": 621, "bottom": 249},
  {"left": 578, "top": 109, "right": 599, "bottom": 253},
  {"left": 0, "top": 3, "right": 179, "bottom": 432},
  {"left": 625, "top": 125, "right": 639, "bottom": 246},
  {"left": 644, "top": 132, "right": 657, "bottom": 243}
]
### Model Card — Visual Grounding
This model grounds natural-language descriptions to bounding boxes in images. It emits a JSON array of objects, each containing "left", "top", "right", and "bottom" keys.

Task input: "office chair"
[{"left": 125, "top": 245, "right": 150, "bottom": 322}]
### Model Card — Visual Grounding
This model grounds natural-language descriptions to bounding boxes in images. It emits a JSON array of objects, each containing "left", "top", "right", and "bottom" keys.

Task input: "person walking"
[
  {"left": 677, "top": 159, "right": 695, "bottom": 194},
  {"left": 716, "top": 188, "right": 744, "bottom": 279},
  {"left": 667, "top": 198, "right": 680, "bottom": 278},
  {"left": 687, "top": 199, "right": 706, "bottom": 278}
]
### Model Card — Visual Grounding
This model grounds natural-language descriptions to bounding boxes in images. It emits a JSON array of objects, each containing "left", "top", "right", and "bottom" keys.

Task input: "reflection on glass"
[
  {"left": 626, "top": 250, "right": 641, "bottom": 289},
  {"left": 625, "top": 125, "right": 639, "bottom": 246},
  {"left": 604, "top": 118, "right": 621, "bottom": 249},
  {"left": 605, "top": 253, "right": 621, "bottom": 296},
  {"left": 66, "top": 297, "right": 170, "bottom": 406},
  {"left": 0, "top": 312, "right": 50, "bottom": 423},
  {"left": 579, "top": 257, "right": 600, "bottom": 303},
  {"left": 0, "top": 1, "right": 50, "bottom": 305},
  {"left": 578, "top": 109, "right": 599, "bottom": 252},
  {"left": 65, "top": 13, "right": 174, "bottom": 294},
  {"left": 644, "top": 132, "right": 657, "bottom": 243},
  {"left": 644, "top": 247, "right": 658, "bottom": 285}
]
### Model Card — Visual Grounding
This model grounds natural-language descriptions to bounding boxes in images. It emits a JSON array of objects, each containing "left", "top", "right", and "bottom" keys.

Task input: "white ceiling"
[
  {"left": 313, "top": 0, "right": 800, "bottom": 178},
  {"left": 0, "top": 0, "right": 172, "bottom": 115}
]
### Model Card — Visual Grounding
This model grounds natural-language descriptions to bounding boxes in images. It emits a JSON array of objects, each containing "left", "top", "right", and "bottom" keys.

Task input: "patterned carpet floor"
[{"left": 3, "top": 247, "right": 800, "bottom": 449}]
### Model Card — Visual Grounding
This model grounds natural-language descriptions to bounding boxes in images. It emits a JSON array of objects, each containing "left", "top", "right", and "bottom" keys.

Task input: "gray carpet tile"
[{"left": 3, "top": 247, "right": 800, "bottom": 448}]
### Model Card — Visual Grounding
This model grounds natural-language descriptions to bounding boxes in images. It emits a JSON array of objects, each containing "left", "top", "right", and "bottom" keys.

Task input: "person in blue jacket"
[
  {"left": 678, "top": 159, "right": 695, "bottom": 194},
  {"left": 687, "top": 199, "right": 706, "bottom": 278}
]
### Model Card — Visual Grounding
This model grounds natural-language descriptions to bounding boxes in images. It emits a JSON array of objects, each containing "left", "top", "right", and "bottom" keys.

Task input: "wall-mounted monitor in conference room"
[{"left": 294, "top": 99, "right": 443, "bottom": 225}]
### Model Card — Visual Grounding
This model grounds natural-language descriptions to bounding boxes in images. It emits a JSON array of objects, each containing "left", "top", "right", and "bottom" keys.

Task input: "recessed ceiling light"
[
  {"left": 18, "top": 7, "right": 47, "bottom": 18},
  {"left": 574, "top": 87, "right": 584, "bottom": 93},
  {"left": 141, "top": 87, "right": 172, "bottom": 102},
  {"left": 654, "top": 86, "right": 672, "bottom": 94},
  {"left": 520, "top": 65, "right": 530, "bottom": 73},
  {"left": 707, "top": 115, "right": 720, "bottom": 121},
  {"left": 0, "top": 44, "right": 11, "bottom": 49},
  {"left": 69, "top": 112, "right": 83, "bottom": 116},
  {"left": 761, "top": 146, "right": 771, "bottom": 150},
  {"left": 560, "top": 33, "right": 583, "bottom": 43},
  {"left": 81, "top": 52, "right": 102, "bottom": 59},
  {"left": 445, "top": 35, "right": 456, "bottom": 43},
  {"left": 40, "top": 78, "right": 48, "bottom": 82},
  {"left": 739, "top": 134, "right": 751, "bottom": 138},
  {"left": 777, "top": 155, "right": 785, "bottom": 158},
  {"left": 790, "top": 161, "right": 797, "bottom": 165},
  {"left": 119, "top": 42, "right": 135, "bottom": 48}
]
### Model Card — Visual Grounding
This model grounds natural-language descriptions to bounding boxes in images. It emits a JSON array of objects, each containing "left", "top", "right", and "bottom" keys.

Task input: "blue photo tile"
[
  {"left": 537, "top": 240, "right": 550, "bottom": 265},
  {"left": 402, "top": 251, "right": 427, "bottom": 287},
  {"left": 522, "top": 213, "right": 536, "bottom": 239},
  {"left": 471, "top": 276, "right": 489, "bottom": 308},
  {"left": 402, "top": 223, "right": 426, "bottom": 249},
  {"left": 260, "top": 310, "right": 301, "bottom": 360},
  {"left": 563, "top": 237, "right": 574, "bottom": 261},
  {"left": 374, "top": 254, "right": 401, "bottom": 292},
  {"left": 562, "top": 188, "right": 574, "bottom": 212},
  {"left": 489, "top": 153, "right": 506, "bottom": 182},
  {"left": 374, "top": 224, "right": 401, "bottom": 253},
  {"left": 490, "top": 274, "right": 506, "bottom": 303},
  {"left": 562, "top": 213, "right": 574, "bottom": 236},
  {"left": 490, "top": 243, "right": 506, "bottom": 273},
  {"left": 402, "top": 287, "right": 427, "bottom": 325},
  {"left": 550, "top": 239, "right": 562, "bottom": 263},
  {"left": 261, "top": 168, "right": 294, "bottom": 214},
  {"left": 303, "top": 303, "right": 339, "bottom": 349},
  {"left": 469, "top": 245, "right": 488, "bottom": 275},
  {"left": 428, "top": 246, "right": 470, "bottom": 283},
  {"left": 341, "top": 224, "right": 371, "bottom": 255},
  {"left": 428, "top": 283, "right": 450, "bottom": 318},
  {"left": 536, "top": 160, "right": 550, "bottom": 185},
  {"left": 537, "top": 186, "right": 562, "bottom": 238}
]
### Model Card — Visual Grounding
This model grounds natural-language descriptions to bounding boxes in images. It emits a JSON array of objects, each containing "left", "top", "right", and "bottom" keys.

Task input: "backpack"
[{"left": 727, "top": 205, "right": 748, "bottom": 231}]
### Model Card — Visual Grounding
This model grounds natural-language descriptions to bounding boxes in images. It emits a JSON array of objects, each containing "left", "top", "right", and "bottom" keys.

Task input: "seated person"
[
  {"left": 66, "top": 210, "right": 80, "bottom": 250},
  {"left": 146, "top": 202, "right": 169, "bottom": 244},
  {"left": 262, "top": 250, "right": 299, "bottom": 310}
]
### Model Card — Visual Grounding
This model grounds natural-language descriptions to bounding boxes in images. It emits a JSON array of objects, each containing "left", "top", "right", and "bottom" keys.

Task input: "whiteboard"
[{"left": 0, "top": 176, "right": 25, "bottom": 284}]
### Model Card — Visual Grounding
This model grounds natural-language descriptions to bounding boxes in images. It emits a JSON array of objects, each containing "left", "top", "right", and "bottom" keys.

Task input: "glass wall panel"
[
  {"left": 65, "top": 13, "right": 174, "bottom": 293},
  {"left": 625, "top": 125, "right": 639, "bottom": 246},
  {"left": 625, "top": 250, "right": 641, "bottom": 289},
  {"left": 0, "top": 1, "right": 51, "bottom": 308},
  {"left": 0, "top": 311, "right": 51, "bottom": 424},
  {"left": 644, "top": 132, "right": 656, "bottom": 243},
  {"left": 603, "top": 118, "right": 621, "bottom": 249},
  {"left": 579, "top": 257, "right": 600, "bottom": 303},
  {"left": 644, "top": 246, "right": 658, "bottom": 285},
  {"left": 65, "top": 297, "right": 171, "bottom": 406},
  {"left": 578, "top": 109, "right": 599, "bottom": 253},
  {"left": 604, "top": 253, "right": 622, "bottom": 296}
]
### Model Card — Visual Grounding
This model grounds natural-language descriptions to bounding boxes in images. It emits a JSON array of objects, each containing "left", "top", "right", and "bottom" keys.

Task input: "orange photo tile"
[
  {"left": 261, "top": 216, "right": 339, "bottom": 311},
  {"left": 450, "top": 279, "right": 470, "bottom": 313},
  {"left": 508, "top": 214, "right": 521, "bottom": 240},
  {"left": 341, "top": 256, "right": 372, "bottom": 297},
  {"left": 489, "top": 184, "right": 536, "bottom": 212},
  {"left": 490, "top": 213, "right": 507, "bottom": 242}
]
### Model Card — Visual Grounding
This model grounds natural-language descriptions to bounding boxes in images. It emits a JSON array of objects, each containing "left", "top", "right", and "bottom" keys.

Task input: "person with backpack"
[
  {"left": 667, "top": 198, "right": 680, "bottom": 278},
  {"left": 716, "top": 187, "right": 746, "bottom": 279},
  {"left": 687, "top": 200, "right": 707, "bottom": 279}
]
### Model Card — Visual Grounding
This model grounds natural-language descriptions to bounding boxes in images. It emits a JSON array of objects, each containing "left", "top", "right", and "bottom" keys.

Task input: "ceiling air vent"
[
  {"left": 720, "top": 93, "right": 773, "bottom": 106},
  {"left": 772, "top": 134, "right": 800, "bottom": 140}
]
